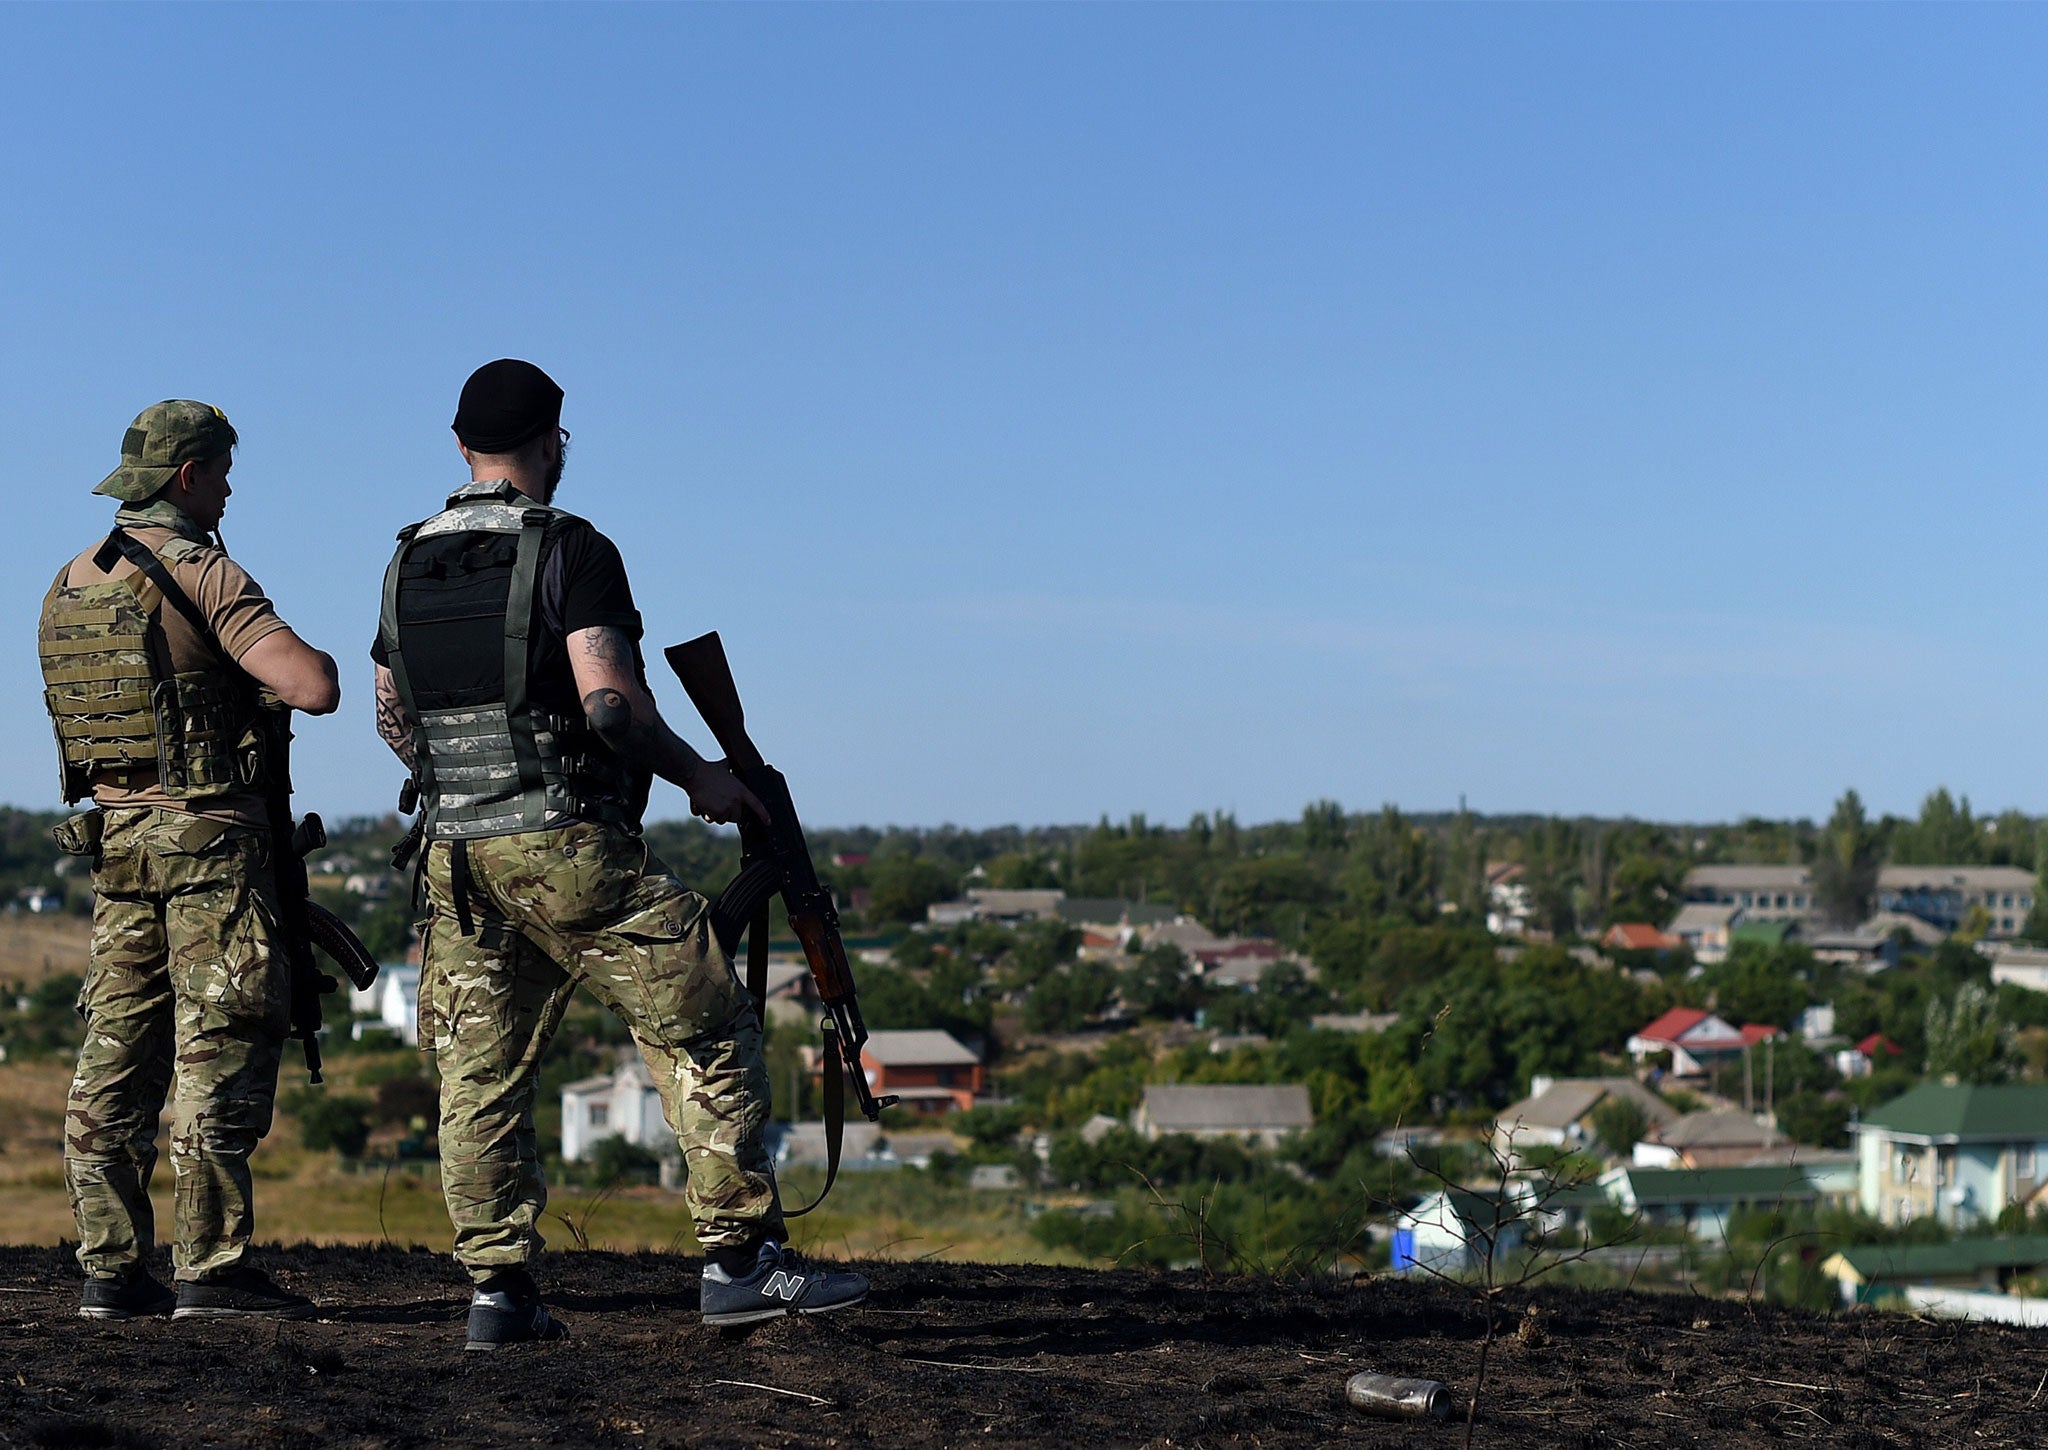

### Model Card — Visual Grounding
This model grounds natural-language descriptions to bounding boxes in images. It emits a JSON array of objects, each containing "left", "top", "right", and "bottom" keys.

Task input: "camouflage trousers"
[
  {"left": 66, "top": 807, "right": 286, "bottom": 1283},
  {"left": 419, "top": 820, "right": 784, "bottom": 1281}
]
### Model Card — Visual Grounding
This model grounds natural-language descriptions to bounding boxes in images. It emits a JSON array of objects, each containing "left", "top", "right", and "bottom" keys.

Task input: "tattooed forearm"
[
  {"left": 374, "top": 669, "right": 417, "bottom": 767},
  {"left": 583, "top": 685, "right": 702, "bottom": 788}
]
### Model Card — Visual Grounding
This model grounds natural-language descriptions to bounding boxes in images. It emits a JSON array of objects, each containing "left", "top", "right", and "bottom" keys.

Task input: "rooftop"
[
  {"left": 1140, "top": 1084, "right": 1314, "bottom": 1132},
  {"left": 1859, "top": 1082, "right": 2048, "bottom": 1142},
  {"left": 860, "top": 1030, "right": 982, "bottom": 1067},
  {"left": 1826, "top": 1235, "right": 2048, "bottom": 1282}
]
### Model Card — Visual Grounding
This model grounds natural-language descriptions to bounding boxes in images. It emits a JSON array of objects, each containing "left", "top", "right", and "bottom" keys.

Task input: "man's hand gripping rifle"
[{"left": 666, "top": 633, "right": 897, "bottom": 1204}]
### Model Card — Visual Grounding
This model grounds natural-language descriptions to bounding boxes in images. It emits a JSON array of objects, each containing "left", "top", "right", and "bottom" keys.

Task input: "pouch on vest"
[{"left": 51, "top": 809, "right": 105, "bottom": 857}]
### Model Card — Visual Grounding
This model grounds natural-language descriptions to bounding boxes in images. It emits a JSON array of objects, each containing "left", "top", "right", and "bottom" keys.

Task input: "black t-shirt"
[{"left": 372, "top": 515, "right": 646, "bottom": 715}]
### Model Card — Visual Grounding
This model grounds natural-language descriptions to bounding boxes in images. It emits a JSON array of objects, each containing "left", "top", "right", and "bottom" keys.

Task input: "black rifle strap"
[
  {"left": 784, "top": 1017, "right": 843, "bottom": 1218},
  {"left": 95, "top": 529, "right": 216, "bottom": 649},
  {"left": 746, "top": 904, "right": 770, "bottom": 1018},
  {"left": 450, "top": 838, "right": 477, "bottom": 937}
]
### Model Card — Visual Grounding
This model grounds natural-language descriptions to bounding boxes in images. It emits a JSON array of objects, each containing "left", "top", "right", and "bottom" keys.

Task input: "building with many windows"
[
  {"left": 1856, "top": 1082, "right": 2048, "bottom": 1228},
  {"left": 1682, "top": 865, "right": 2035, "bottom": 939}
]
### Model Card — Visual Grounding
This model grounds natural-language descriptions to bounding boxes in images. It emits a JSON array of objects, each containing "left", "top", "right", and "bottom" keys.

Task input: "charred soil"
[{"left": 0, "top": 1243, "right": 2042, "bottom": 1448}]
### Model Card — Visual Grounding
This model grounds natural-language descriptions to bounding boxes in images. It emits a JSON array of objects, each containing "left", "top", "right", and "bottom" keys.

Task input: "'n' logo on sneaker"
[{"left": 762, "top": 1271, "right": 807, "bottom": 1302}]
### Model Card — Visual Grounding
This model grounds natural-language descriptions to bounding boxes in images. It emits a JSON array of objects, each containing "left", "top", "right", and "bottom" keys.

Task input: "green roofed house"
[
  {"left": 1596, "top": 1163, "right": 1837, "bottom": 1244},
  {"left": 1820, "top": 1235, "right": 2048, "bottom": 1307},
  {"left": 1856, "top": 1082, "right": 2048, "bottom": 1228}
]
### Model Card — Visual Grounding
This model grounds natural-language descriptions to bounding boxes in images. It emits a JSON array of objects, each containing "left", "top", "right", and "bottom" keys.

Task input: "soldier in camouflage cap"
[
  {"left": 93, "top": 400, "right": 242, "bottom": 503},
  {"left": 40, "top": 401, "right": 342, "bottom": 1321},
  {"left": 372, "top": 360, "right": 868, "bottom": 1350}
]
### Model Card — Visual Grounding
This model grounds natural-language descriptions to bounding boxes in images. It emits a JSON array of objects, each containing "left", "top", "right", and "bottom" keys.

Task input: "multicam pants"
[
  {"left": 66, "top": 806, "right": 287, "bottom": 1283},
  {"left": 418, "top": 819, "right": 783, "bottom": 1281}
]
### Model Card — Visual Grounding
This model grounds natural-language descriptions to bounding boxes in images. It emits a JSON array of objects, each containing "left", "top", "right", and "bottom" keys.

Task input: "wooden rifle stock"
[
  {"left": 663, "top": 633, "right": 763, "bottom": 772},
  {"left": 664, "top": 633, "right": 897, "bottom": 1129}
]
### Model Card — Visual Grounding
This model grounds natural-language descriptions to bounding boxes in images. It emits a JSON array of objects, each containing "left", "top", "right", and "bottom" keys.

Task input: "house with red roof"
[
  {"left": 1601, "top": 922, "right": 1682, "bottom": 953},
  {"left": 1835, "top": 1032, "right": 1905, "bottom": 1080},
  {"left": 1626, "top": 1007, "right": 1776, "bottom": 1079}
]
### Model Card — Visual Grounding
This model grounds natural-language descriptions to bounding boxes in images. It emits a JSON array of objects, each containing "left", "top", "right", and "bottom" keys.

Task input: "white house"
[
  {"left": 1989, "top": 942, "right": 2048, "bottom": 996},
  {"left": 1666, "top": 903, "right": 1740, "bottom": 963},
  {"left": 560, "top": 1058, "right": 671, "bottom": 1162},
  {"left": 1391, "top": 1188, "right": 1527, "bottom": 1276},
  {"left": 349, "top": 964, "right": 420, "bottom": 1045},
  {"left": 1133, "top": 1084, "right": 1312, "bottom": 1148}
]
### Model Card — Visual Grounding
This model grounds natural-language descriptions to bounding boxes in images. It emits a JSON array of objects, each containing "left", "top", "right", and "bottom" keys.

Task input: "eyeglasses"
[{"left": 558, "top": 426, "right": 571, "bottom": 448}]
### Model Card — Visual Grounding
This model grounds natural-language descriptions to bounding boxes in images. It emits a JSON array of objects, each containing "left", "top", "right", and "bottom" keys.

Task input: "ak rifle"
[
  {"left": 665, "top": 632, "right": 896, "bottom": 1212},
  {"left": 254, "top": 702, "right": 380, "bottom": 1084}
]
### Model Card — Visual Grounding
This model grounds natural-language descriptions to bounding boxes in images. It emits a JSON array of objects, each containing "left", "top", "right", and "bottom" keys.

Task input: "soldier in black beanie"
[{"left": 371, "top": 361, "right": 867, "bottom": 1350}]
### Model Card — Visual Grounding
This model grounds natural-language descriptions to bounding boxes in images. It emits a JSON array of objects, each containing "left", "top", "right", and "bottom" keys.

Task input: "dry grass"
[
  {"left": 0, "top": 1060, "right": 1058, "bottom": 1265},
  {"left": 0, "top": 913, "right": 90, "bottom": 989}
]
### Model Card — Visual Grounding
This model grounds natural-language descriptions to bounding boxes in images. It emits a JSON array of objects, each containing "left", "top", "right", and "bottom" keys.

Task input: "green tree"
[
  {"left": 867, "top": 856, "right": 959, "bottom": 924},
  {"left": 1925, "top": 980, "right": 2013, "bottom": 1083},
  {"left": 1023, "top": 960, "right": 1116, "bottom": 1034},
  {"left": 287, "top": 1090, "right": 372, "bottom": 1157},
  {"left": 1776, "top": 1092, "right": 1850, "bottom": 1149},
  {"left": 1589, "top": 1097, "right": 1650, "bottom": 1157},
  {"left": 1812, "top": 789, "right": 1880, "bottom": 928},
  {"left": 585, "top": 1133, "right": 663, "bottom": 1186},
  {"left": 1702, "top": 941, "right": 1813, "bottom": 1028},
  {"left": 1119, "top": 943, "right": 1201, "bottom": 1021}
]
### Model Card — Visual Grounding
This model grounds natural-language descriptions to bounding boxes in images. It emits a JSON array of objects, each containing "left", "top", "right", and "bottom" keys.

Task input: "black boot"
[
  {"left": 173, "top": 1266, "right": 316, "bottom": 1320},
  {"left": 79, "top": 1269, "right": 177, "bottom": 1320},
  {"left": 465, "top": 1267, "right": 567, "bottom": 1352}
]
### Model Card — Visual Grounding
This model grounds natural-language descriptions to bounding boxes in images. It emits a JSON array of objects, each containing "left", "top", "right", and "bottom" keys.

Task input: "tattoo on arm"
[
  {"left": 582, "top": 686, "right": 702, "bottom": 789},
  {"left": 374, "top": 671, "right": 417, "bottom": 767}
]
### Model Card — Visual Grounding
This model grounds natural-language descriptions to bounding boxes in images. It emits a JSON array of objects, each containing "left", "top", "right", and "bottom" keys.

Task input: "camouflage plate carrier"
[
  {"left": 378, "top": 479, "right": 635, "bottom": 840},
  {"left": 38, "top": 533, "right": 263, "bottom": 804}
]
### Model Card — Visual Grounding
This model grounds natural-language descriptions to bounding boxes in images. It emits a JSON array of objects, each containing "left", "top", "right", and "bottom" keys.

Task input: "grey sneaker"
[
  {"left": 173, "top": 1266, "right": 316, "bottom": 1320},
  {"left": 79, "top": 1269, "right": 177, "bottom": 1320},
  {"left": 700, "top": 1241, "right": 868, "bottom": 1327},
  {"left": 465, "top": 1268, "right": 567, "bottom": 1352}
]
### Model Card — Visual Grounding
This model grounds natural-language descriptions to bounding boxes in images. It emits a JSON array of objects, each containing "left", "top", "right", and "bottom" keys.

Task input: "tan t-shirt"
[{"left": 60, "top": 519, "right": 291, "bottom": 825}]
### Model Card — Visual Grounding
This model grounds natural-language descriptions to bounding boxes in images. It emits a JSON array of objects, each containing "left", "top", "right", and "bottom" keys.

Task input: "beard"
[{"left": 541, "top": 435, "right": 568, "bottom": 504}]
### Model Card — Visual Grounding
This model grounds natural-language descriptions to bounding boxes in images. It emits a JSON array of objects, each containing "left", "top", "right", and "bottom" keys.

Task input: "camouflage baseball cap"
[{"left": 94, "top": 400, "right": 238, "bottom": 501}]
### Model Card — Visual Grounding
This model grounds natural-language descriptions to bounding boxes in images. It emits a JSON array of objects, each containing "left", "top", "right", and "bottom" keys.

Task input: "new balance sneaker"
[
  {"left": 173, "top": 1266, "right": 316, "bottom": 1320},
  {"left": 79, "top": 1269, "right": 177, "bottom": 1320},
  {"left": 700, "top": 1241, "right": 868, "bottom": 1327},
  {"left": 465, "top": 1267, "right": 567, "bottom": 1352}
]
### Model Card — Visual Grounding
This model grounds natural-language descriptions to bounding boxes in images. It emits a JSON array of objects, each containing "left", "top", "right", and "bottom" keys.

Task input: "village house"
[
  {"left": 1665, "top": 903, "right": 1740, "bottom": 963},
  {"left": 560, "top": 1058, "right": 670, "bottom": 1163},
  {"left": 1989, "top": 942, "right": 2048, "bottom": 996},
  {"left": 1484, "top": 862, "right": 1532, "bottom": 937},
  {"left": 850, "top": 1029, "right": 985, "bottom": 1116},
  {"left": 1391, "top": 1188, "right": 1525, "bottom": 1277},
  {"left": 1600, "top": 922, "right": 1681, "bottom": 954},
  {"left": 1491, "top": 1076, "right": 1678, "bottom": 1167},
  {"left": 1133, "top": 1084, "right": 1313, "bottom": 1148},
  {"left": 1856, "top": 1082, "right": 2048, "bottom": 1228},
  {"left": 1820, "top": 1234, "right": 2048, "bottom": 1308},
  {"left": 1596, "top": 1163, "right": 1831, "bottom": 1243},
  {"left": 1625, "top": 1007, "right": 1760, "bottom": 1079},
  {"left": 1835, "top": 1032, "right": 1904, "bottom": 1079},
  {"left": 1632, "top": 1109, "right": 1786, "bottom": 1169},
  {"left": 349, "top": 964, "right": 420, "bottom": 1046}
]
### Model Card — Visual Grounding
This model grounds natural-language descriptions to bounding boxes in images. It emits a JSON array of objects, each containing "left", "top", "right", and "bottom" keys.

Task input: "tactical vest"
[
  {"left": 379, "top": 479, "right": 637, "bottom": 841},
  {"left": 38, "top": 534, "right": 263, "bottom": 805}
]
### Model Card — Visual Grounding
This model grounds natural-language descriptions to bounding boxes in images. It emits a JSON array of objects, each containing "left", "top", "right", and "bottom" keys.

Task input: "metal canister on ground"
[{"left": 1345, "top": 1372, "right": 1454, "bottom": 1421}]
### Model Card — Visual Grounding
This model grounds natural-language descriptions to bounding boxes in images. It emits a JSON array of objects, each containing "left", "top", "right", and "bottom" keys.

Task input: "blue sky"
[{"left": 2, "top": 4, "right": 2043, "bottom": 830}]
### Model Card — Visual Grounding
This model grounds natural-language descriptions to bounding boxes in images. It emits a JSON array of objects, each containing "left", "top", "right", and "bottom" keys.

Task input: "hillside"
[{"left": 0, "top": 1245, "right": 2037, "bottom": 1448}]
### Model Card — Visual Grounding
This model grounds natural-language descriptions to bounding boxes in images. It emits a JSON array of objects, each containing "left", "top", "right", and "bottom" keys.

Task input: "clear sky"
[{"left": 2, "top": 4, "right": 2043, "bottom": 830}]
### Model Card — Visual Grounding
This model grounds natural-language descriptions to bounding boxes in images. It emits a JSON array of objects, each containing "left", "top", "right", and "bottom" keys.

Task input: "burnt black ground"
[{"left": 0, "top": 1243, "right": 2044, "bottom": 1447}]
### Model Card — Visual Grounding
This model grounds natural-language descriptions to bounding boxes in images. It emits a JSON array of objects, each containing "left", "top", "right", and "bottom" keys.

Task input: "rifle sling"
[
  {"left": 746, "top": 903, "right": 769, "bottom": 1018},
  {"left": 450, "top": 838, "right": 477, "bottom": 937},
  {"left": 95, "top": 529, "right": 216, "bottom": 649},
  {"left": 784, "top": 1017, "right": 844, "bottom": 1220}
]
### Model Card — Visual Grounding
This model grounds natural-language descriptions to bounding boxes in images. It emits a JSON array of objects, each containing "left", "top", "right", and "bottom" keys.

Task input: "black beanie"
[{"left": 452, "top": 359, "right": 564, "bottom": 453}]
